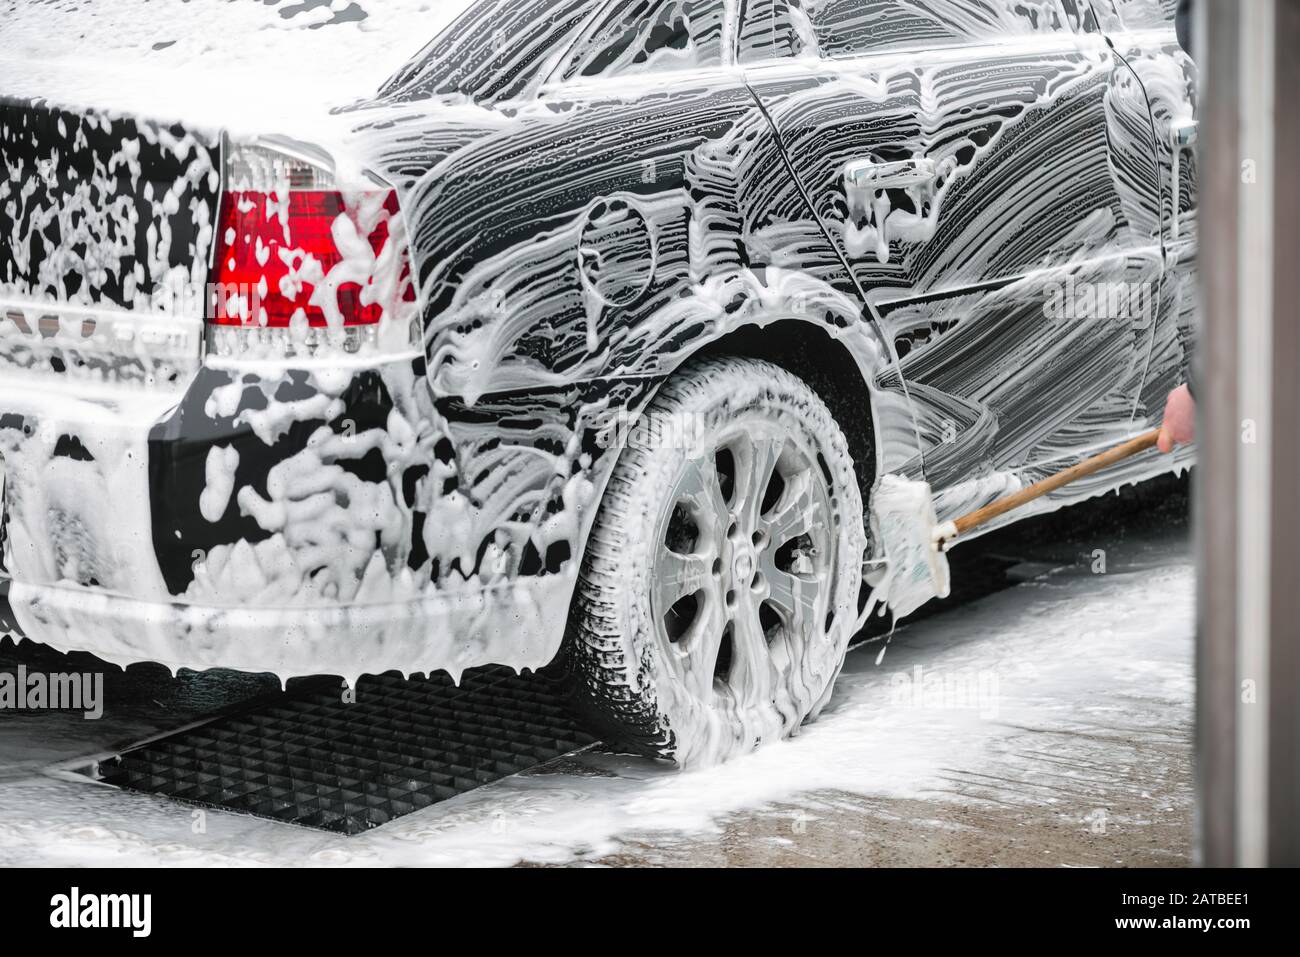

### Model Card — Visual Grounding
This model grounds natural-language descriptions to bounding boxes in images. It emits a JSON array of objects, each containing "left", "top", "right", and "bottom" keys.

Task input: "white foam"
[{"left": 0, "top": 0, "right": 475, "bottom": 137}]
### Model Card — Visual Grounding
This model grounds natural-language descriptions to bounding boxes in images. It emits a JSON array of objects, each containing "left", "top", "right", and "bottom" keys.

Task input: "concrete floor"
[{"left": 585, "top": 724, "right": 1190, "bottom": 867}]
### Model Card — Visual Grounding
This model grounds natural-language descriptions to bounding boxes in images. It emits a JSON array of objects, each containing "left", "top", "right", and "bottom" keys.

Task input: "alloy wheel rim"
[{"left": 651, "top": 420, "right": 836, "bottom": 709}]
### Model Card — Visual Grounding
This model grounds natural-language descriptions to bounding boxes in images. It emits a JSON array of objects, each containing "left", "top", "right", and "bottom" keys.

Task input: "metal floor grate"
[{"left": 97, "top": 666, "right": 597, "bottom": 835}]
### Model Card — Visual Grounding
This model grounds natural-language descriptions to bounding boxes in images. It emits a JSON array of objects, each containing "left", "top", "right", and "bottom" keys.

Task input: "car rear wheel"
[{"left": 562, "top": 356, "right": 865, "bottom": 767}]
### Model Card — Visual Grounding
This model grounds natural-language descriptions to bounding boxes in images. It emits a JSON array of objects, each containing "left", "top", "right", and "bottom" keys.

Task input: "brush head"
[{"left": 871, "top": 474, "right": 952, "bottom": 619}]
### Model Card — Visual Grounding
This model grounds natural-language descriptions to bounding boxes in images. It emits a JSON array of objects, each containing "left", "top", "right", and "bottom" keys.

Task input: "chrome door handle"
[
  {"left": 844, "top": 157, "right": 937, "bottom": 191},
  {"left": 1171, "top": 119, "right": 1199, "bottom": 148}
]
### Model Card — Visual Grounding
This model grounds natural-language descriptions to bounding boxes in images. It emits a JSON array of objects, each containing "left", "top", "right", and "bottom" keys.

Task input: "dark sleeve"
[{"left": 1186, "top": 344, "right": 1200, "bottom": 401}]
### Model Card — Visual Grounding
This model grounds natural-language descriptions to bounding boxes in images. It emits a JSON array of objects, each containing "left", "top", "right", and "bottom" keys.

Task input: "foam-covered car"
[{"left": 0, "top": 0, "right": 1195, "bottom": 765}]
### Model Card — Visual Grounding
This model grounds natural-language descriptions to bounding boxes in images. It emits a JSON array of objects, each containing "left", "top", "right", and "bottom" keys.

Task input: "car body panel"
[{"left": 743, "top": 2, "right": 1180, "bottom": 522}]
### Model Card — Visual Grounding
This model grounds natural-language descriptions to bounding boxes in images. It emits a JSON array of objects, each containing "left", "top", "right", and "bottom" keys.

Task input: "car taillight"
[{"left": 208, "top": 140, "right": 418, "bottom": 359}]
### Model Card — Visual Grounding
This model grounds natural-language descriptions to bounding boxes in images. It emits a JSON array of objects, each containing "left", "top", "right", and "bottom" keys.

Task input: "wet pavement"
[{"left": 0, "top": 475, "right": 1193, "bottom": 867}]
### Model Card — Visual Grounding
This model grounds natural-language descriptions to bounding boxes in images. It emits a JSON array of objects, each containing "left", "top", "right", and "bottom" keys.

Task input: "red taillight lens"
[{"left": 211, "top": 189, "right": 409, "bottom": 330}]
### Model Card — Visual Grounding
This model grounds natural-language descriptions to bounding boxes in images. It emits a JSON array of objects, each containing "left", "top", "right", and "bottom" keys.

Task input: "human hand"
[{"left": 1158, "top": 384, "right": 1196, "bottom": 453}]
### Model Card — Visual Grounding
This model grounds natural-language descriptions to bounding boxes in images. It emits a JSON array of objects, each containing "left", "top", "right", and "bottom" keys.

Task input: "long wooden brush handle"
[{"left": 951, "top": 429, "right": 1162, "bottom": 537}]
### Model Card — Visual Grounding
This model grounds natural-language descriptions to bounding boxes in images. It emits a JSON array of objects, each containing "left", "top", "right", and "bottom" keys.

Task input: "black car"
[{"left": 0, "top": 0, "right": 1196, "bottom": 766}]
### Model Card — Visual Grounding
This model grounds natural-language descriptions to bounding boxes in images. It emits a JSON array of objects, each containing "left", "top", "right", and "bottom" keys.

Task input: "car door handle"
[
  {"left": 1170, "top": 120, "right": 1198, "bottom": 240},
  {"left": 844, "top": 157, "right": 937, "bottom": 191},
  {"left": 1171, "top": 119, "right": 1198, "bottom": 148}
]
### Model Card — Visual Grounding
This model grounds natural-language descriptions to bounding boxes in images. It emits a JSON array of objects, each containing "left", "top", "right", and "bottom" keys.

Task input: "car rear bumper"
[
  {"left": 0, "top": 371, "right": 183, "bottom": 601},
  {"left": 0, "top": 571, "right": 573, "bottom": 682},
  {"left": 0, "top": 346, "right": 583, "bottom": 682}
]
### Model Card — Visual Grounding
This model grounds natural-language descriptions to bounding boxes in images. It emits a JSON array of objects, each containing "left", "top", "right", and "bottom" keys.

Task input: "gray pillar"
[
  {"left": 1195, "top": 0, "right": 1240, "bottom": 867},
  {"left": 1197, "top": 0, "right": 1300, "bottom": 867}
]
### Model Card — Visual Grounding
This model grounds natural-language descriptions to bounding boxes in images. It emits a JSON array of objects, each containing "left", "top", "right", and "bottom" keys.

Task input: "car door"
[
  {"left": 1088, "top": 0, "right": 1199, "bottom": 432},
  {"left": 740, "top": 0, "right": 1166, "bottom": 519}
]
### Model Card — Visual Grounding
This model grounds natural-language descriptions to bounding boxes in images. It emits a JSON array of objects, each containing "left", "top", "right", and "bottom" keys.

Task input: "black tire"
[{"left": 561, "top": 356, "right": 865, "bottom": 767}]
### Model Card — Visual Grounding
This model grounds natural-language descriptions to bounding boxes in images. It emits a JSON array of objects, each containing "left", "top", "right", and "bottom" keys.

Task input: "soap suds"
[{"left": 199, "top": 446, "right": 240, "bottom": 523}]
